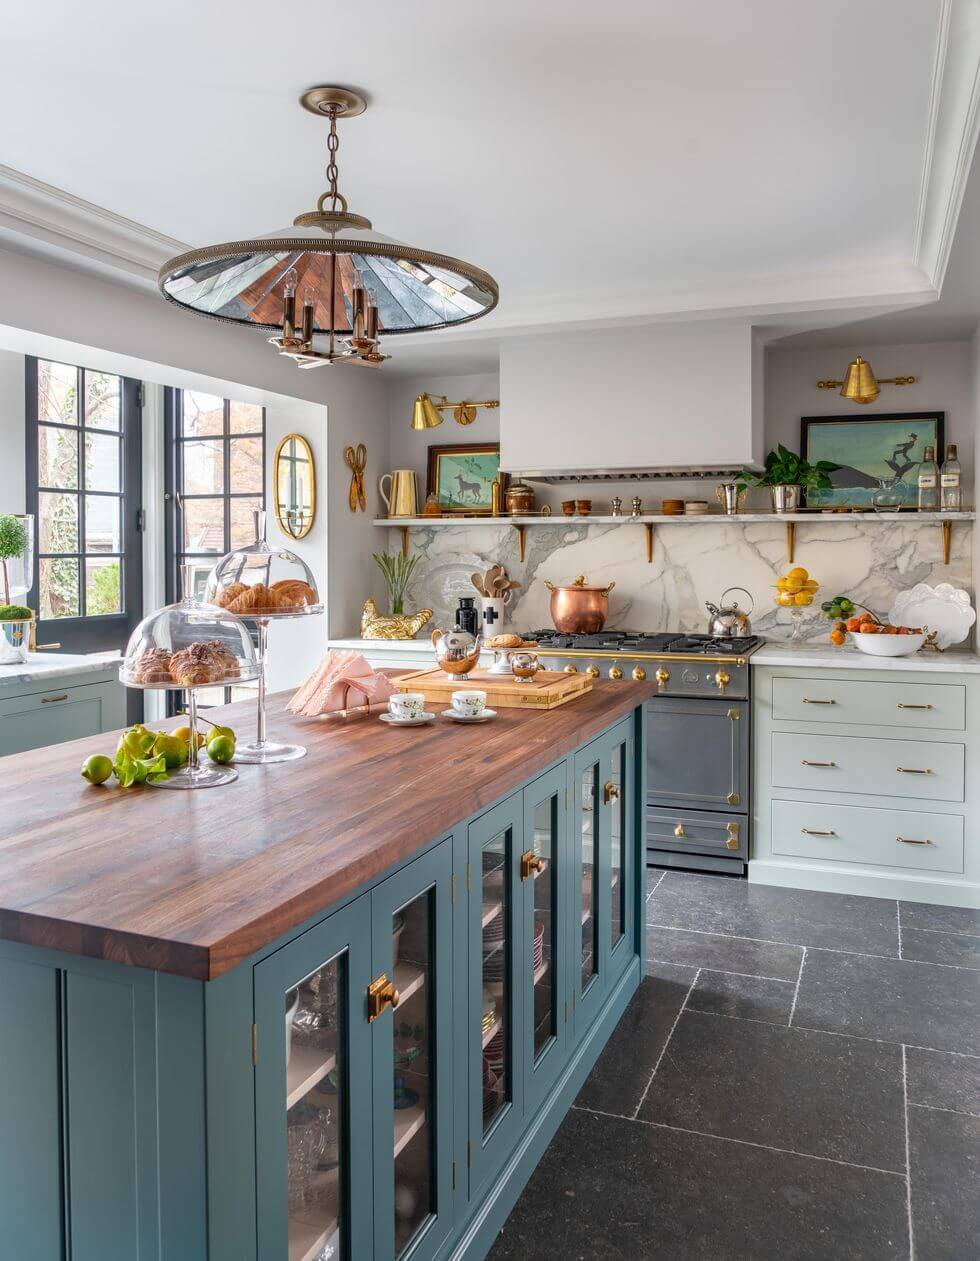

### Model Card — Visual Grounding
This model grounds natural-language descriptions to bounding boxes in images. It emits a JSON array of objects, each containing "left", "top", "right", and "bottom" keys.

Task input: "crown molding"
[{"left": 0, "top": 164, "right": 187, "bottom": 283}]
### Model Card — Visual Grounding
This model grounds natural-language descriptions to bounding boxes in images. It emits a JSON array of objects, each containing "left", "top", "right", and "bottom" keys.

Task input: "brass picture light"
[
  {"left": 410, "top": 393, "right": 500, "bottom": 430},
  {"left": 817, "top": 355, "right": 917, "bottom": 405}
]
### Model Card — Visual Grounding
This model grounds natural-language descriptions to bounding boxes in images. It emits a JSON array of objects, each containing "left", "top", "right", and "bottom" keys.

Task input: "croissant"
[
  {"left": 215, "top": 582, "right": 248, "bottom": 609},
  {"left": 226, "top": 583, "right": 283, "bottom": 614},
  {"left": 270, "top": 579, "right": 317, "bottom": 608},
  {"left": 169, "top": 643, "right": 224, "bottom": 686},
  {"left": 131, "top": 647, "right": 174, "bottom": 684}
]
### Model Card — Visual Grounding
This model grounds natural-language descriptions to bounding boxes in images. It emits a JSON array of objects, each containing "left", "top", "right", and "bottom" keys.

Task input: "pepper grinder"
[
  {"left": 610, "top": 496, "right": 623, "bottom": 517},
  {"left": 630, "top": 496, "right": 643, "bottom": 517}
]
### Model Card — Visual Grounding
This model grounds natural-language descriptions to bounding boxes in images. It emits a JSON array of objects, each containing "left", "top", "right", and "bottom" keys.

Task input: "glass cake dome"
[{"left": 205, "top": 510, "right": 322, "bottom": 618}]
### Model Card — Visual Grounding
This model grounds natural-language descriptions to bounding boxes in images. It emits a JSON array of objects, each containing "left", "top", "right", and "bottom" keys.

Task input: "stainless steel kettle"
[{"left": 705, "top": 586, "right": 754, "bottom": 638}]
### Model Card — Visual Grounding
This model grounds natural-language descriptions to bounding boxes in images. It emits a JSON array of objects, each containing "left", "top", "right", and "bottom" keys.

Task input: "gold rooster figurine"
[{"left": 360, "top": 598, "right": 433, "bottom": 641}]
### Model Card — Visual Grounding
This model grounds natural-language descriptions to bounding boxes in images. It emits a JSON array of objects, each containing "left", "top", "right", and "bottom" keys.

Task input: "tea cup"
[
  {"left": 389, "top": 692, "right": 426, "bottom": 721},
  {"left": 451, "top": 689, "right": 487, "bottom": 718}
]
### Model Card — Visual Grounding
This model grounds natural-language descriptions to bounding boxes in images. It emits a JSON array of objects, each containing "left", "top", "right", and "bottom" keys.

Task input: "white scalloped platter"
[{"left": 889, "top": 583, "right": 976, "bottom": 650}]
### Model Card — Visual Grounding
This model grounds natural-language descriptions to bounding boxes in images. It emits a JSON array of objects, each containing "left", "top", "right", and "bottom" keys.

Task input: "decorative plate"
[{"left": 889, "top": 583, "right": 976, "bottom": 650}]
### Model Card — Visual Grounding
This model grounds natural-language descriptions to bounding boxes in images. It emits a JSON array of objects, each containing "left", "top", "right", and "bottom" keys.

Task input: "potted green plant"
[
  {"left": 0, "top": 515, "right": 33, "bottom": 664},
  {"left": 737, "top": 446, "right": 838, "bottom": 513},
  {"left": 373, "top": 550, "right": 420, "bottom": 616}
]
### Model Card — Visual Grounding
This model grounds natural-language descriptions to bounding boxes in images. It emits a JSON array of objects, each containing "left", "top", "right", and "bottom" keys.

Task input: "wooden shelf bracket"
[{"left": 644, "top": 522, "right": 655, "bottom": 563}]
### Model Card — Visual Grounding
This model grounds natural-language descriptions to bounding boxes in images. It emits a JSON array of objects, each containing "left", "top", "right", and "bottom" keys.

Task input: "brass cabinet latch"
[
  {"left": 725, "top": 822, "right": 740, "bottom": 850},
  {"left": 603, "top": 781, "right": 621, "bottom": 804},
  {"left": 367, "top": 973, "right": 400, "bottom": 1022},
  {"left": 673, "top": 822, "right": 686, "bottom": 838},
  {"left": 520, "top": 850, "right": 545, "bottom": 881}
]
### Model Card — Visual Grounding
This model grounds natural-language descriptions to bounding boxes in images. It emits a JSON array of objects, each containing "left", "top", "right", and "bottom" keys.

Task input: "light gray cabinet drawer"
[
  {"left": 771, "top": 676, "right": 965, "bottom": 730},
  {"left": 770, "top": 731, "right": 965, "bottom": 802},
  {"left": 0, "top": 679, "right": 125, "bottom": 756},
  {"left": 772, "top": 799, "right": 964, "bottom": 873}
]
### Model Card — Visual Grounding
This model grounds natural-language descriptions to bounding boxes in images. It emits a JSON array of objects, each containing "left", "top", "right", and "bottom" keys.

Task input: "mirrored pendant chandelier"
[{"left": 158, "top": 86, "right": 499, "bottom": 369}]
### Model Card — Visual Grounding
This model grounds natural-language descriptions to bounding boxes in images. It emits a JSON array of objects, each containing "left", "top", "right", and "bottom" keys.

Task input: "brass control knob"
[
  {"left": 655, "top": 667, "right": 670, "bottom": 686},
  {"left": 632, "top": 666, "right": 647, "bottom": 681},
  {"left": 586, "top": 664, "right": 600, "bottom": 678},
  {"left": 564, "top": 664, "right": 579, "bottom": 674},
  {"left": 715, "top": 670, "right": 731, "bottom": 690},
  {"left": 609, "top": 665, "right": 623, "bottom": 680}
]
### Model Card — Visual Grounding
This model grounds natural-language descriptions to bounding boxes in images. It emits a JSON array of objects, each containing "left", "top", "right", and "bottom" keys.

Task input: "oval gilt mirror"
[{"left": 274, "top": 434, "right": 316, "bottom": 539}]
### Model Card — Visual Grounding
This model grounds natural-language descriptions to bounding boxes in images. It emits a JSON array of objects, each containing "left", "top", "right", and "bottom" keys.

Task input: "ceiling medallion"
[{"left": 158, "top": 86, "right": 499, "bottom": 370}]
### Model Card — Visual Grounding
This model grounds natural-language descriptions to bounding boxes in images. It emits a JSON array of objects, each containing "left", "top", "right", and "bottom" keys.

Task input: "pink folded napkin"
[{"left": 288, "top": 650, "right": 394, "bottom": 716}]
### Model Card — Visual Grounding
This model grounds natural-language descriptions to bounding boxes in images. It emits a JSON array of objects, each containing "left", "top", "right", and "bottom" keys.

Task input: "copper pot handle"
[
  {"left": 602, "top": 581, "right": 616, "bottom": 596},
  {"left": 544, "top": 580, "right": 555, "bottom": 591}
]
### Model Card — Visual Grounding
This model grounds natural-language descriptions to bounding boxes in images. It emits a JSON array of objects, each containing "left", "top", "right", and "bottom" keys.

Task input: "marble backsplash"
[{"left": 389, "top": 518, "right": 975, "bottom": 643}]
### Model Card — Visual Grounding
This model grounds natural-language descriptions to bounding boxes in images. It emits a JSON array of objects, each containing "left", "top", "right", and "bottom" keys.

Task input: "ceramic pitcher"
[{"left": 378, "top": 469, "right": 418, "bottom": 518}]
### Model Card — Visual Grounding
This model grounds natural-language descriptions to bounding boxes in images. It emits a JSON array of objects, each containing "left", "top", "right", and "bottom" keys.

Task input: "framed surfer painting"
[{"left": 800, "top": 412, "right": 945, "bottom": 509}]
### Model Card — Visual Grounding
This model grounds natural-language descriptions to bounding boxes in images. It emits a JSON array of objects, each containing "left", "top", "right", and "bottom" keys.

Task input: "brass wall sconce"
[
  {"left": 410, "top": 393, "right": 500, "bottom": 430},
  {"left": 817, "top": 355, "right": 916, "bottom": 405}
]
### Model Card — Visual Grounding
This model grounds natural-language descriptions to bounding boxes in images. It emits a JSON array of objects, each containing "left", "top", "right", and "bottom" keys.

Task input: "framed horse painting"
[
  {"left": 800, "top": 412, "right": 945, "bottom": 509},
  {"left": 426, "top": 442, "right": 501, "bottom": 514}
]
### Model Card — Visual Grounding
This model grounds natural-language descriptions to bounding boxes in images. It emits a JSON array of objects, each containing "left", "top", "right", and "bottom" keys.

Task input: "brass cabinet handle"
[
  {"left": 673, "top": 822, "right": 686, "bottom": 838},
  {"left": 367, "top": 973, "right": 400, "bottom": 1022},
  {"left": 897, "top": 767, "right": 932, "bottom": 775},
  {"left": 520, "top": 850, "right": 546, "bottom": 880},
  {"left": 725, "top": 822, "right": 740, "bottom": 850},
  {"left": 897, "top": 703, "right": 933, "bottom": 710},
  {"left": 896, "top": 835, "right": 933, "bottom": 846},
  {"left": 41, "top": 693, "right": 69, "bottom": 704},
  {"left": 603, "top": 781, "right": 621, "bottom": 804},
  {"left": 801, "top": 759, "right": 836, "bottom": 768},
  {"left": 801, "top": 827, "right": 837, "bottom": 837},
  {"left": 802, "top": 697, "right": 836, "bottom": 705}
]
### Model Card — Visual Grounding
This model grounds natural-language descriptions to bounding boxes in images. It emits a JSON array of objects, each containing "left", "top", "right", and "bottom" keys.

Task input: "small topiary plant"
[
  {"left": 0, "top": 604, "right": 32, "bottom": 621},
  {"left": 0, "top": 515, "right": 29, "bottom": 607}
]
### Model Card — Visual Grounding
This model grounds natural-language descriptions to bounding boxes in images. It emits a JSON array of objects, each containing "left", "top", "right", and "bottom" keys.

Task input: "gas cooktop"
[{"left": 523, "top": 630, "right": 763, "bottom": 656}]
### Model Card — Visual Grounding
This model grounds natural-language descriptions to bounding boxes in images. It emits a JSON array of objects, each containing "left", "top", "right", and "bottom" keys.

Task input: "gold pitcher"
[{"left": 378, "top": 469, "right": 418, "bottom": 518}]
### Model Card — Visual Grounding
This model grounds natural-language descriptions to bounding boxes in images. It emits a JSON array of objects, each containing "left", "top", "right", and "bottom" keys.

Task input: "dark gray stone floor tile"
[
  {"left": 488, "top": 1107, "right": 908, "bottom": 1260},
  {"left": 575, "top": 963, "right": 695, "bottom": 1117},
  {"left": 638, "top": 1010, "right": 904, "bottom": 1170},
  {"left": 906, "top": 1047, "right": 980, "bottom": 1116},
  {"left": 647, "top": 923, "right": 803, "bottom": 979},
  {"left": 687, "top": 969, "right": 795, "bottom": 1024},
  {"left": 909, "top": 1105, "right": 980, "bottom": 1260},
  {"left": 647, "top": 870, "right": 899, "bottom": 956},
  {"left": 793, "top": 949, "right": 980, "bottom": 1055},
  {"left": 902, "top": 926, "right": 980, "bottom": 970},
  {"left": 900, "top": 900, "right": 980, "bottom": 936}
]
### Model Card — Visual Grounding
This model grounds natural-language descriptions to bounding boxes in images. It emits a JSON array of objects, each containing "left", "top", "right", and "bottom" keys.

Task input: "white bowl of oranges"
[
  {"left": 834, "top": 611, "right": 927, "bottom": 656},
  {"left": 775, "top": 566, "right": 819, "bottom": 608}
]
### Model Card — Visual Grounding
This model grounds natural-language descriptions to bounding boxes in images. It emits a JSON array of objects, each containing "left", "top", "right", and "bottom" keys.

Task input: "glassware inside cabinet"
[
  {"left": 480, "top": 830, "right": 510, "bottom": 1134},
  {"left": 581, "top": 766, "right": 598, "bottom": 988},
  {"left": 390, "top": 890, "right": 435, "bottom": 1258},
  {"left": 285, "top": 956, "right": 346, "bottom": 1261},
  {"left": 531, "top": 796, "right": 557, "bottom": 1061},
  {"left": 609, "top": 744, "right": 626, "bottom": 948}
]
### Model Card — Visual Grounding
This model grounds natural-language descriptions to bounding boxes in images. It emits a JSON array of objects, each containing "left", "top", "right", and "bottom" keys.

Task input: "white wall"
[{"left": 0, "top": 347, "right": 25, "bottom": 513}]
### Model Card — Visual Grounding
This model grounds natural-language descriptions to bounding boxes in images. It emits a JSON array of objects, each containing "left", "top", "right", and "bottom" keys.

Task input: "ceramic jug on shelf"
[{"left": 378, "top": 469, "right": 418, "bottom": 518}]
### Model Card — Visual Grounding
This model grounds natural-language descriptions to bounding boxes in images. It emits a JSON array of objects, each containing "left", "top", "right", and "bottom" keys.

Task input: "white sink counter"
[
  {"left": 0, "top": 650, "right": 122, "bottom": 688},
  {"left": 750, "top": 641, "right": 980, "bottom": 674}
]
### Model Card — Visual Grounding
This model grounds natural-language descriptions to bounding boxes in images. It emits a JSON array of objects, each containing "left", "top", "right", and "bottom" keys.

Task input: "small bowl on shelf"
[{"left": 849, "top": 630, "right": 927, "bottom": 657}]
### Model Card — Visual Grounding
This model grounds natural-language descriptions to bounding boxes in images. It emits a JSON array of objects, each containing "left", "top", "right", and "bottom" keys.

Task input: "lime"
[
  {"left": 838, "top": 598, "right": 854, "bottom": 613},
  {"left": 207, "top": 734, "right": 236, "bottom": 765},
  {"left": 81, "top": 754, "right": 114, "bottom": 785}
]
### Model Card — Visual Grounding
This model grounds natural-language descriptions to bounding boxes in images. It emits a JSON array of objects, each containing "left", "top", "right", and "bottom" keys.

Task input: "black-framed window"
[{"left": 25, "top": 357, "right": 143, "bottom": 652}]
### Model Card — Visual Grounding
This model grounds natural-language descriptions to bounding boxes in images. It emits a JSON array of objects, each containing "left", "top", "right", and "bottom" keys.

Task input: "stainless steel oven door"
[{"left": 645, "top": 697, "right": 749, "bottom": 812}]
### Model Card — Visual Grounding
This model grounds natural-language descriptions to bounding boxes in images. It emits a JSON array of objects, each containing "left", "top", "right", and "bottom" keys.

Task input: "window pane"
[
  {"left": 84, "top": 432, "right": 121, "bottom": 493},
  {"left": 39, "top": 425, "right": 78, "bottom": 489},
  {"left": 182, "top": 392, "right": 224, "bottom": 437},
  {"left": 85, "top": 495, "right": 121, "bottom": 553},
  {"left": 182, "top": 439, "right": 224, "bottom": 494},
  {"left": 85, "top": 372, "right": 121, "bottom": 430},
  {"left": 177, "top": 560, "right": 214, "bottom": 602},
  {"left": 229, "top": 437, "right": 263, "bottom": 493},
  {"left": 40, "top": 557, "right": 79, "bottom": 618},
  {"left": 230, "top": 496, "right": 263, "bottom": 548},
  {"left": 37, "top": 361, "right": 78, "bottom": 426},
  {"left": 182, "top": 498, "right": 225, "bottom": 553},
  {"left": 38, "top": 492, "right": 79, "bottom": 553},
  {"left": 85, "top": 558, "right": 122, "bottom": 615},
  {"left": 229, "top": 401, "right": 263, "bottom": 434}
]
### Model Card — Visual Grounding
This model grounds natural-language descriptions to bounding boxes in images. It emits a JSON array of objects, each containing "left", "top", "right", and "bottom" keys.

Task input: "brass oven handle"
[
  {"left": 897, "top": 703, "right": 933, "bottom": 710},
  {"left": 520, "top": 850, "right": 546, "bottom": 880},
  {"left": 801, "top": 759, "right": 836, "bottom": 768},
  {"left": 896, "top": 835, "right": 933, "bottom": 846},
  {"left": 897, "top": 767, "right": 932, "bottom": 775},
  {"left": 41, "top": 693, "right": 69, "bottom": 704},
  {"left": 802, "top": 697, "right": 835, "bottom": 705},
  {"left": 367, "top": 974, "right": 400, "bottom": 1022},
  {"left": 801, "top": 828, "right": 837, "bottom": 837},
  {"left": 603, "top": 782, "right": 621, "bottom": 804}
]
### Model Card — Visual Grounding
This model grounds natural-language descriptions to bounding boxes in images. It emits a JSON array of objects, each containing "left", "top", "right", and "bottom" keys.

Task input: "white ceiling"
[{"left": 0, "top": 0, "right": 948, "bottom": 333}]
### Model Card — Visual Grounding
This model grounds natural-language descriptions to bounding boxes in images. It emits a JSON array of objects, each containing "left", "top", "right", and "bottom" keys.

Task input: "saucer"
[
  {"left": 379, "top": 711, "right": 435, "bottom": 726},
  {"left": 441, "top": 708, "right": 497, "bottom": 723}
]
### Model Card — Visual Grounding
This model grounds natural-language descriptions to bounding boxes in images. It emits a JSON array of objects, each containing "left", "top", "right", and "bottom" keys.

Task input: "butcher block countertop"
[{"left": 0, "top": 680, "right": 654, "bottom": 980}]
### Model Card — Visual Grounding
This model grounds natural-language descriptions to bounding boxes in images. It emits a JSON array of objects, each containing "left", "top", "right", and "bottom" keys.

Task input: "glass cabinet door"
[
  {"left": 468, "top": 794, "right": 523, "bottom": 1197},
  {"left": 573, "top": 747, "right": 604, "bottom": 1029},
  {"left": 254, "top": 895, "right": 374, "bottom": 1261},
  {"left": 605, "top": 728, "right": 633, "bottom": 976},
  {"left": 522, "top": 763, "right": 568, "bottom": 1110}
]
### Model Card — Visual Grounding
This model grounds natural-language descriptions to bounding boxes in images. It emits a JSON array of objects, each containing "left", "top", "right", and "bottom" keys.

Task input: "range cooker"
[{"left": 523, "top": 630, "right": 765, "bottom": 875}]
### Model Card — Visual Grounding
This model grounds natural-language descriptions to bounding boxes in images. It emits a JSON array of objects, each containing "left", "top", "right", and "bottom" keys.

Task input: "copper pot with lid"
[{"left": 543, "top": 575, "right": 616, "bottom": 634}]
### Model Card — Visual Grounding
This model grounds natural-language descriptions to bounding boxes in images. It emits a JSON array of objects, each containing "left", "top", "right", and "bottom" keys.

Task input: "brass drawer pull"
[
  {"left": 897, "top": 703, "right": 933, "bottom": 710},
  {"left": 801, "top": 828, "right": 837, "bottom": 837},
  {"left": 41, "top": 693, "right": 69, "bottom": 704},
  {"left": 802, "top": 697, "right": 836, "bottom": 705},
  {"left": 897, "top": 766, "right": 932, "bottom": 775},
  {"left": 801, "top": 759, "right": 836, "bottom": 768},
  {"left": 367, "top": 973, "right": 400, "bottom": 1022},
  {"left": 896, "top": 835, "right": 933, "bottom": 846}
]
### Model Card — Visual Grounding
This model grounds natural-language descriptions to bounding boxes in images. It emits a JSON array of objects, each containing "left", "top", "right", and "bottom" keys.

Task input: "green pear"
[{"left": 151, "top": 733, "right": 188, "bottom": 770}]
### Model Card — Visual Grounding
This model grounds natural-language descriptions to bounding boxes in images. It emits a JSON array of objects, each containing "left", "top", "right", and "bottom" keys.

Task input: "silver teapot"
[
  {"left": 705, "top": 587, "right": 754, "bottom": 638},
  {"left": 431, "top": 626, "right": 482, "bottom": 678}
]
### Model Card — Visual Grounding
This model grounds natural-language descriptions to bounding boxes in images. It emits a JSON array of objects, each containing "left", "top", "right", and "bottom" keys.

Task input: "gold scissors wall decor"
[{"left": 344, "top": 443, "right": 367, "bottom": 512}]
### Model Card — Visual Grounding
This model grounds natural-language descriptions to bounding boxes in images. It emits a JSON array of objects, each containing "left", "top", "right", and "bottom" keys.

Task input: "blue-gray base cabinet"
[
  {"left": 752, "top": 663, "right": 980, "bottom": 907},
  {"left": 0, "top": 707, "right": 644, "bottom": 1260},
  {"left": 0, "top": 663, "right": 125, "bottom": 756}
]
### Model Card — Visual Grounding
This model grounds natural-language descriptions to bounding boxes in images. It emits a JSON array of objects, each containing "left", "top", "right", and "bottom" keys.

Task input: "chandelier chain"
[{"left": 325, "top": 106, "right": 341, "bottom": 210}]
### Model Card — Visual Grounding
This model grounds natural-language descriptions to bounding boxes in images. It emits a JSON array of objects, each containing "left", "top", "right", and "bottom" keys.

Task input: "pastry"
[
  {"left": 131, "top": 647, "right": 174, "bottom": 685},
  {"left": 169, "top": 643, "right": 224, "bottom": 686},
  {"left": 270, "top": 579, "right": 317, "bottom": 608},
  {"left": 486, "top": 633, "right": 523, "bottom": 650},
  {"left": 215, "top": 581, "right": 248, "bottom": 609},
  {"left": 199, "top": 639, "right": 240, "bottom": 678}
]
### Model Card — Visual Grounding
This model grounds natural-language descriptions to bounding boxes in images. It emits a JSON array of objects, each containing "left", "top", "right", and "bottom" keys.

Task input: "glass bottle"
[
  {"left": 940, "top": 444, "right": 962, "bottom": 511},
  {"left": 917, "top": 446, "right": 939, "bottom": 511}
]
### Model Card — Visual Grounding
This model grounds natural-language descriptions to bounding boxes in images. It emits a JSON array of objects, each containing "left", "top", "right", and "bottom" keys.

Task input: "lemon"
[
  {"left": 173, "top": 725, "right": 207, "bottom": 752},
  {"left": 81, "top": 754, "right": 114, "bottom": 785},
  {"left": 776, "top": 590, "right": 796, "bottom": 607},
  {"left": 804, "top": 579, "right": 820, "bottom": 592},
  {"left": 784, "top": 578, "right": 803, "bottom": 594},
  {"left": 152, "top": 733, "right": 188, "bottom": 769},
  {"left": 794, "top": 592, "right": 814, "bottom": 606},
  {"left": 775, "top": 577, "right": 790, "bottom": 591},
  {"left": 788, "top": 566, "right": 809, "bottom": 583}
]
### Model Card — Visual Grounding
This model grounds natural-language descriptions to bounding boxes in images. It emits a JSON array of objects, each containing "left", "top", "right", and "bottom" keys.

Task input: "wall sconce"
[
  {"left": 410, "top": 393, "right": 500, "bottom": 430},
  {"left": 817, "top": 355, "right": 916, "bottom": 405}
]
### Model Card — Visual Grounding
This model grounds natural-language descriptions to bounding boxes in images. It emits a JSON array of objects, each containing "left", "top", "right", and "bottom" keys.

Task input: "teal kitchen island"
[{"left": 0, "top": 680, "right": 652, "bottom": 1261}]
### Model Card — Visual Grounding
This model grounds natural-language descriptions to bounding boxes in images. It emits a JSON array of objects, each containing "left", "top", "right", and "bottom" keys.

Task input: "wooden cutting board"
[{"left": 393, "top": 666, "right": 593, "bottom": 710}]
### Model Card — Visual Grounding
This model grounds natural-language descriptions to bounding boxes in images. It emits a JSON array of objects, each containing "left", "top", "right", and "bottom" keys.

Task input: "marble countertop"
[
  {"left": 0, "top": 650, "right": 123, "bottom": 688},
  {"left": 750, "top": 641, "right": 980, "bottom": 673}
]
